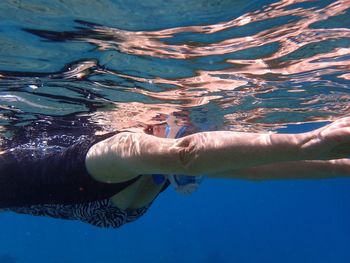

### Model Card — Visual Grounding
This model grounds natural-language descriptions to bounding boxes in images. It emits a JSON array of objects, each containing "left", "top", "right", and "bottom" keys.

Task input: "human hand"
[{"left": 302, "top": 117, "right": 350, "bottom": 160}]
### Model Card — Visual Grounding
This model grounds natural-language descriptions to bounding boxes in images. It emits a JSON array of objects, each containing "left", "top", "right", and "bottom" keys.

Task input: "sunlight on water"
[{"left": 0, "top": 0, "right": 350, "bottom": 136}]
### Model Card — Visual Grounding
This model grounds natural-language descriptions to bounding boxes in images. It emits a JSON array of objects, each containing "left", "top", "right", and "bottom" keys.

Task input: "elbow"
[{"left": 176, "top": 135, "right": 203, "bottom": 175}]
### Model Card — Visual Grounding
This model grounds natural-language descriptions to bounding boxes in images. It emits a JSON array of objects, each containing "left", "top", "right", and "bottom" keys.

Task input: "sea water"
[{"left": 0, "top": 0, "right": 350, "bottom": 262}]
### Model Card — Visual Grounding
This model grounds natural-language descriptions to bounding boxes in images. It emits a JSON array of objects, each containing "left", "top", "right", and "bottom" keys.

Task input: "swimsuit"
[
  {"left": 0, "top": 133, "right": 140, "bottom": 207},
  {"left": 0, "top": 117, "right": 167, "bottom": 228}
]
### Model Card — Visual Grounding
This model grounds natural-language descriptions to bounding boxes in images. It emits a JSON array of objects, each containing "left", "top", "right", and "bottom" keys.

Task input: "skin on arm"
[
  {"left": 85, "top": 132, "right": 183, "bottom": 183},
  {"left": 209, "top": 159, "right": 350, "bottom": 181},
  {"left": 85, "top": 117, "right": 350, "bottom": 183}
]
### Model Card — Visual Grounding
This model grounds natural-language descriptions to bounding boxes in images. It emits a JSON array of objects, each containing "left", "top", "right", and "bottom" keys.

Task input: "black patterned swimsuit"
[{"left": 0, "top": 119, "right": 167, "bottom": 228}]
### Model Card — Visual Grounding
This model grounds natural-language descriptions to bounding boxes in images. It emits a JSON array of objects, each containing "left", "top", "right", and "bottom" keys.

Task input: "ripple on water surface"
[{"left": 0, "top": 0, "right": 350, "bottom": 138}]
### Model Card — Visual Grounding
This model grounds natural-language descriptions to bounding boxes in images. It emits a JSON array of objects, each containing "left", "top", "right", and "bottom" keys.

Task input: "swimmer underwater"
[{"left": 1, "top": 115, "right": 350, "bottom": 228}]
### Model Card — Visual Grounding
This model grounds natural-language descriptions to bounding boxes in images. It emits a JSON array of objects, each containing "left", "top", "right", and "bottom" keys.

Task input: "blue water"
[{"left": 1, "top": 0, "right": 350, "bottom": 262}]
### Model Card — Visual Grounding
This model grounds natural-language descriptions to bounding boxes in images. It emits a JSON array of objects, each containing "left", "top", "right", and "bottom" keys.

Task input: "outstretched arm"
[
  {"left": 208, "top": 159, "right": 350, "bottom": 180},
  {"left": 86, "top": 117, "right": 350, "bottom": 183}
]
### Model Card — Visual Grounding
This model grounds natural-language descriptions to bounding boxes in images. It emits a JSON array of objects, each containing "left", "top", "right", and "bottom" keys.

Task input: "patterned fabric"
[
  {"left": 7, "top": 199, "right": 150, "bottom": 228},
  {"left": 0, "top": 118, "right": 154, "bottom": 228}
]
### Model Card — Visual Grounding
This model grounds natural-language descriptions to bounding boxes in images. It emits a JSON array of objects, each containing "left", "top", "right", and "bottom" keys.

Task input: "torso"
[{"left": 0, "top": 118, "right": 169, "bottom": 228}]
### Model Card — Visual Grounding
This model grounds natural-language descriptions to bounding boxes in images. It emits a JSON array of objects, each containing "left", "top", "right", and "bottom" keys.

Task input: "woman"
[{"left": 1, "top": 115, "right": 350, "bottom": 228}]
